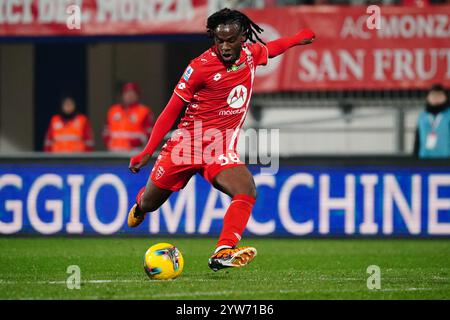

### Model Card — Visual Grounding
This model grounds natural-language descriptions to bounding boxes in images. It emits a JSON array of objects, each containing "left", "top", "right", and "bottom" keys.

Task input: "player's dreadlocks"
[{"left": 206, "top": 8, "right": 265, "bottom": 44}]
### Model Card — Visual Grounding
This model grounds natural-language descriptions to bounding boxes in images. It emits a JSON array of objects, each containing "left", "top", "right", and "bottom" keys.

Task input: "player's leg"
[
  {"left": 133, "top": 160, "right": 198, "bottom": 222},
  {"left": 212, "top": 165, "right": 257, "bottom": 198},
  {"left": 128, "top": 149, "right": 193, "bottom": 228},
  {"left": 127, "top": 178, "right": 172, "bottom": 228},
  {"left": 213, "top": 165, "right": 257, "bottom": 247},
  {"left": 207, "top": 165, "right": 258, "bottom": 271}
]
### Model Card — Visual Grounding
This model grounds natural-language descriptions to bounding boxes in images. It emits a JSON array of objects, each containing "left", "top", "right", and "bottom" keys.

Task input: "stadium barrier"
[{"left": 0, "top": 154, "right": 449, "bottom": 237}]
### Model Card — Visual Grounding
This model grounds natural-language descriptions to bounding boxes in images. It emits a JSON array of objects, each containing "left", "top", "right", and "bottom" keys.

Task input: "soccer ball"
[{"left": 143, "top": 243, "right": 184, "bottom": 280}]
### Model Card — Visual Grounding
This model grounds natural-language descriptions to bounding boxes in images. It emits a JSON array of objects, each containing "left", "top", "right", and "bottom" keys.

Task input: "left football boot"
[{"left": 127, "top": 203, "right": 147, "bottom": 228}]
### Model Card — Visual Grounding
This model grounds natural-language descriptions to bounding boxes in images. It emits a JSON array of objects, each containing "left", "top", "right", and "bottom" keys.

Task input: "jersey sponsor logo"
[
  {"left": 218, "top": 108, "right": 246, "bottom": 116},
  {"left": 183, "top": 66, "right": 194, "bottom": 81},
  {"left": 227, "top": 85, "right": 248, "bottom": 109}
]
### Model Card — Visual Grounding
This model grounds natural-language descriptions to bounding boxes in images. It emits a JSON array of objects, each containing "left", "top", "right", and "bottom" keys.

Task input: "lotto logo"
[{"left": 178, "top": 83, "right": 186, "bottom": 90}]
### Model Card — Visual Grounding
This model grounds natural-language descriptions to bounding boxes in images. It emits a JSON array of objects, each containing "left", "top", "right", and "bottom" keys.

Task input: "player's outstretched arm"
[
  {"left": 266, "top": 29, "right": 315, "bottom": 58},
  {"left": 129, "top": 93, "right": 186, "bottom": 173}
]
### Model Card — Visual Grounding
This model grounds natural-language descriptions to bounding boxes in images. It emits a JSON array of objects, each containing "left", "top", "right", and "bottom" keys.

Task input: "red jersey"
[{"left": 168, "top": 42, "right": 268, "bottom": 160}]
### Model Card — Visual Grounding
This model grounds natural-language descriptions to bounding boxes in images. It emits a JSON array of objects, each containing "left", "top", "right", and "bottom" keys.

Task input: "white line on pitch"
[{"left": 1, "top": 276, "right": 449, "bottom": 285}]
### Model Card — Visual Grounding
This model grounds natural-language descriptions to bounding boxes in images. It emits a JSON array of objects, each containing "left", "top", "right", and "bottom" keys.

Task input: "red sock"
[
  {"left": 136, "top": 186, "right": 146, "bottom": 210},
  {"left": 217, "top": 194, "right": 256, "bottom": 249}
]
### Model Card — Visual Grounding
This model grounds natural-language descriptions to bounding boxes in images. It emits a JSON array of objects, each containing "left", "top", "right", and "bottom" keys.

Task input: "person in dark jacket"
[{"left": 413, "top": 84, "right": 450, "bottom": 158}]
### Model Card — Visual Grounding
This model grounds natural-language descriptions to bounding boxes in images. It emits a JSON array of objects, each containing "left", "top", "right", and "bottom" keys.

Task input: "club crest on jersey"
[
  {"left": 227, "top": 62, "right": 246, "bottom": 72},
  {"left": 183, "top": 66, "right": 194, "bottom": 81},
  {"left": 227, "top": 85, "right": 248, "bottom": 109}
]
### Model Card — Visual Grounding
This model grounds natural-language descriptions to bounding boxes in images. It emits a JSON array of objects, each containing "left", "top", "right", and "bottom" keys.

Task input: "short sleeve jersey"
[{"left": 171, "top": 42, "right": 268, "bottom": 152}]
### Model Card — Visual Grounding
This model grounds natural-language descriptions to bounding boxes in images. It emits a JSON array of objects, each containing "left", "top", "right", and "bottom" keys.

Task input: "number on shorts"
[{"left": 218, "top": 152, "right": 241, "bottom": 166}]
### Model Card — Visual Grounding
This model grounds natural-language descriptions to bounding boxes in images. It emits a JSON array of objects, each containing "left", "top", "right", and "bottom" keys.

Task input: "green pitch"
[{"left": 0, "top": 237, "right": 449, "bottom": 300}]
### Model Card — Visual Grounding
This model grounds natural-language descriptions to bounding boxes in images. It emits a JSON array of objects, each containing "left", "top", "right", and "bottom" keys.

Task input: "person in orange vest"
[
  {"left": 44, "top": 96, "right": 95, "bottom": 153},
  {"left": 103, "top": 82, "right": 155, "bottom": 152}
]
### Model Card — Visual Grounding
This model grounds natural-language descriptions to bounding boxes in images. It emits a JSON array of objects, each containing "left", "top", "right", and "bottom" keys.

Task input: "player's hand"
[
  {"left": 129, "top": 153, "right": 151, "bottom": 174},
  {"left": 296, "top": 28, "right": 315, "bottom": 45}
]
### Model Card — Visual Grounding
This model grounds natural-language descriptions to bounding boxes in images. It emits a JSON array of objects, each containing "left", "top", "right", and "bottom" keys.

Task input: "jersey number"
[{"left": 218, "top": 152, "right": 241, "bottom": 166}]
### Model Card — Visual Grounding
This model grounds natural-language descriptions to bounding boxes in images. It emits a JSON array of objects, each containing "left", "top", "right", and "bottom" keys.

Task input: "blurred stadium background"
[
  {"left": 0, "top": 0, "right": 449, "bottom": 300},
  {"left": 0, "top": 0, "right": 449, "bottom": 156}
]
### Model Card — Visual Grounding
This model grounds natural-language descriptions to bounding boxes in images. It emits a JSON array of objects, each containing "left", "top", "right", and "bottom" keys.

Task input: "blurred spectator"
[
  {"left": 413, "top": 84, "right": 450, "bottom": 158},
  {"left": 103, "top": 82, "right": 155, "bottom": 152},
  {"left": 44, "top": 96, "right": 94, "bottom": 153}
]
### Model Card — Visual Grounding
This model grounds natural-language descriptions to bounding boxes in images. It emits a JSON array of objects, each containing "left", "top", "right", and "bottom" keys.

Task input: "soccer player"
[{"left": 127, "top": 8, "right": 315, "bottom": 271}]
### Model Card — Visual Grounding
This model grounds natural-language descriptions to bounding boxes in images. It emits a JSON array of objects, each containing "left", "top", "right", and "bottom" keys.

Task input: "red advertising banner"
[
  {"left": 1, "top": 2, "right": 449, "bottom": 91},
  {"left": 0, "top": 0, "right": 208, "bottom": 35},
  {"left": 246, "top": 6, "right": 450, "bottom": 91}
]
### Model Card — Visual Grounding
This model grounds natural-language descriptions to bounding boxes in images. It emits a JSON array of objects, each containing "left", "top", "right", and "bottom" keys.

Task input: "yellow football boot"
[{"left": 127, "top": 203, "right": 147, "bottom": 228}]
